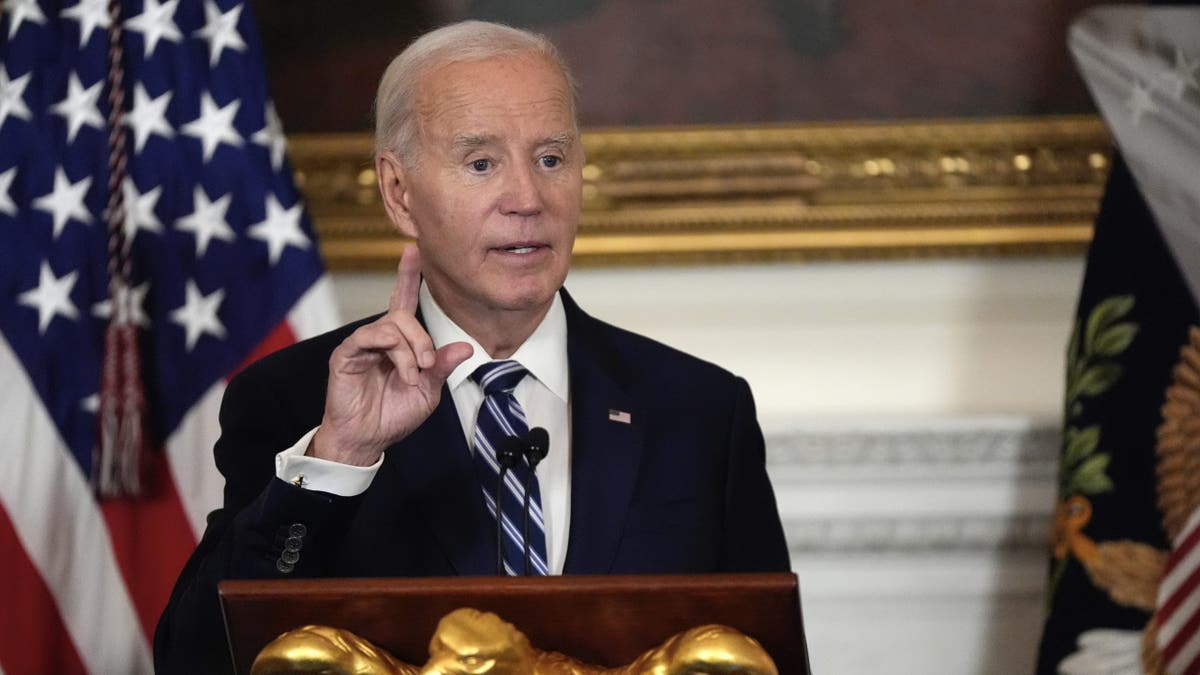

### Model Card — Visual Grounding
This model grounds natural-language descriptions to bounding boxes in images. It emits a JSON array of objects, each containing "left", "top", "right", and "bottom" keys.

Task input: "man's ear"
[{"left": 376, "top": 150, "right": 418, "bottom": 239}]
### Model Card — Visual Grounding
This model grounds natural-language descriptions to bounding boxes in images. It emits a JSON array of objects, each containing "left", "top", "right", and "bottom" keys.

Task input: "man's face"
[{"left": 384, "top": 53, "right": 582, "bottom": 324}]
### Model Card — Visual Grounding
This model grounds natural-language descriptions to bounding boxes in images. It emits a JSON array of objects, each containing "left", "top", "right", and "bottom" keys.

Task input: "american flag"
[
  {"left": 0, "top": 0, "right": 338, "bottom": 672},
  {"left": 1157, "top": 508, "right": 1200, "bottom": 675}
]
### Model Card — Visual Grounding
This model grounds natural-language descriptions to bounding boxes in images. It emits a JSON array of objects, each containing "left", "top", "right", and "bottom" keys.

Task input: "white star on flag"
[
  {"left": 0, "top": 66, "right": 33, "bottom": 131},
  {"left": 51, "top": 72, "right": 105, "bottom": 143},
  {"left": 18, "top": 261, "right": 80, "bottom": 334},
  {"left": 0, "top": 166, "right": 16, "bottom": 216},
  {"left": 0, "top": 0, "right": 341, "bottom": 668},
  {"left": 32, "top": 167, "right": 92, "bottom": 239},
  {"left": 175, "top": 186, "right": 235, "bottom": 257},
  {"left": 122, "top": 179, "right": 164, "bottom": 242},
  {"left": 92, "top": 280, "right": 151, "bottom": 328},
  {"left": 181, "top": 91, "right": 242, "bottom": 162},
  {"left": 124, "top": 0, "right": 182, "bottom": 57},
  {"left": 1127, "top": 80, "right": 1159, "bottom": 126},
  {"left": 193, "top": 0, "right": 246, "bottom": 67},
  {"left": 60, "top": 0, "right": 111, "bottom": 47},
  {"left": 170, "top": 280, "right": 227, "bottom": 351},
  {"left": 4, "top": 0, "right": 47, "bottom": 39},
  {"left": 248, "top": 193, "right": 309, "bottom": 265},
  {"left": 124, "top": 83, "right": 174, "bottom": 153},
  {"left": 251, "top": 101, "right": 287, "bottom": 171}
]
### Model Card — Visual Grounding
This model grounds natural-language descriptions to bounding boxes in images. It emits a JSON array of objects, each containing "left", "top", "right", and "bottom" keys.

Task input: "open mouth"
[{"left": 496, "top": 243, "right": 546, "bottom": 255}]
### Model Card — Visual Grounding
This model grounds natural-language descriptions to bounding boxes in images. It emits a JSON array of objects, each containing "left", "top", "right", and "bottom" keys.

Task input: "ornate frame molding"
[{"left": 290, "top": 115, "right": 1108, "bottom": 270}]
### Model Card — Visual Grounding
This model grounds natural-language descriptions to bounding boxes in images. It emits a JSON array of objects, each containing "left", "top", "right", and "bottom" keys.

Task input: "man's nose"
[{"left": 498, "top": 162, "right": 542, "bottom": 216}]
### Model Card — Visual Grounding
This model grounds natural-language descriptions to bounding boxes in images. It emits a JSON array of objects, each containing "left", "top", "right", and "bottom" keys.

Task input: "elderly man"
[{"left": 154, "top": 20, "right": 789, "bottom": 672}]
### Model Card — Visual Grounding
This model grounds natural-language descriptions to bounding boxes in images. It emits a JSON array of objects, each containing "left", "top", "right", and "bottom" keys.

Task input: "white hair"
[{"left": 373, "top": 20, "right": 579, "bottom": 164}]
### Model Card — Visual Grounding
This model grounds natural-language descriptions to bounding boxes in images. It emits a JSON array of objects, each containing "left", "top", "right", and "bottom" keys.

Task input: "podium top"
[{"left": 220, "top": 572, "right": 808, "bottom": 674}]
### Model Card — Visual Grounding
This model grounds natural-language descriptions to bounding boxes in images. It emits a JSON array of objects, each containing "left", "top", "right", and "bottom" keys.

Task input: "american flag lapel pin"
[{"left": 608, "top": 409, "right": 632, "bottom": 424}]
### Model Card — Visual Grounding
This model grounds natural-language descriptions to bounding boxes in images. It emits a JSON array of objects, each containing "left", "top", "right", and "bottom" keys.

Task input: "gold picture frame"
[{"left": 290, "top": 115, "right": 1108, "bottom": 270}]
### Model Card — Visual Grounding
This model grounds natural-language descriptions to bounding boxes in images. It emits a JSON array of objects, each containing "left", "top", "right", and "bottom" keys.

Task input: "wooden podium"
[{"left": 220, "top": 573, "right": 809, "bottom": 674}]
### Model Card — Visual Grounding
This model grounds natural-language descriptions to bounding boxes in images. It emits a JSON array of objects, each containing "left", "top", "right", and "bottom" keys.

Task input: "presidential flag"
[
  {"left": 1038, "top": 6, "right": 1200, "bottom": 674},
  {"left": 0, "top": 0, "right": 337, "bottom": 672}
]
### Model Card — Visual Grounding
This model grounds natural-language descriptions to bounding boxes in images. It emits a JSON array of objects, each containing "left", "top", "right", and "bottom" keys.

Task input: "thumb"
[{"left": 426, "top": 341, "right": 474, "bottom": 383}]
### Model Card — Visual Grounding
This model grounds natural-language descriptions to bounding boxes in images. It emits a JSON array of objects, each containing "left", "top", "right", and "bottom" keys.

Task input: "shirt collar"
[{"left": 419, "top": 281, "right": 569, "bottom": 402}]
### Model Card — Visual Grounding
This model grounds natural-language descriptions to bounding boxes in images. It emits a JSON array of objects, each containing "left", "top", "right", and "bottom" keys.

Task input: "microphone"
[
  {"left": 521, "top": 427, "right": 550, "bottom": 575},
  {"left": 495, "top": 436, "right": 524, "bottom": 575},
  {"left": 525, "top": 427, "right": 549, "bottom": 467}
]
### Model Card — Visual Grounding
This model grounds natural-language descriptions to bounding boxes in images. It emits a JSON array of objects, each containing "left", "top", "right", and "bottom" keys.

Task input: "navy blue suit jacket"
[{"left": 154, "top": 290, "right": 789, "bottom": 673}]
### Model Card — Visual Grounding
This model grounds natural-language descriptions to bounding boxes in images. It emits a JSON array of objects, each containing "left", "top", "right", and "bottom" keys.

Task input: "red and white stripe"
[
  {"left": 1156, "top": 505, "right": 1200, "bottom": 675},
  {"left": 0, "top": 277, "right": 337, "bottom": 674}
]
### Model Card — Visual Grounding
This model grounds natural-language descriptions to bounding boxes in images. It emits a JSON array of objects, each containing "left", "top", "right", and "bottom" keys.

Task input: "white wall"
[
  {"left": 331, "top": 256, "right": 1086, "bottom": 675},
  {"left": 333, "top": 257, "right": 1085, "bottom": 421}
]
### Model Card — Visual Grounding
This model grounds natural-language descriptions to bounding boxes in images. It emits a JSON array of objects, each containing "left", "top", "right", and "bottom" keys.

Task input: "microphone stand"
[
  {"left": 522, "top": 428, "right": 550, "bottom": 575},
  {"left": 495, "top": 437, "right": 523, "bottom": 575},
  {"left": 522, "top": 473, "right": 532, "bottom": 576}
]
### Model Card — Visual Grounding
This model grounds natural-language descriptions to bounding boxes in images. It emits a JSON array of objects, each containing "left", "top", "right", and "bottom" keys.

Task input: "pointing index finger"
[{"left": 389, "top": 244, "right": 422, "bottom": 315}]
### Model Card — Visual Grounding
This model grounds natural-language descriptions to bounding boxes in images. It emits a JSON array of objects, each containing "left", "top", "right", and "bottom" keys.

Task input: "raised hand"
[{"left": 309, "top": 245, "right": 473, "bottom": 466}]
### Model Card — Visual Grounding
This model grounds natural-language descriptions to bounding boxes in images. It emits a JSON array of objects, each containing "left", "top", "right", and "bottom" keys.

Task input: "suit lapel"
[
  {"left": 392, "top": 294, "right": 646, "bottom": 576},
  {"left": 393, "top": 385, "right": 495, "bottom": 576},
  {"left": 561, "top": 294, "right": 645, "bottom": 574}
]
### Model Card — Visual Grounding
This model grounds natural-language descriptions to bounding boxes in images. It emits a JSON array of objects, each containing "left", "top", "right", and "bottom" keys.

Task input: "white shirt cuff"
[{"left": 274, "top": 426, "right": 383, "bottom": 497}]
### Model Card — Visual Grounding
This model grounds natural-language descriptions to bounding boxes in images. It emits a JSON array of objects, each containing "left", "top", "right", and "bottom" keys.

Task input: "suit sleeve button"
[
  {"left": 285, "top": 536, "right": 303, "bottom": 551},
  {"left": 289, "top": 523, "right": 307, "bottom": 538},
  {"left": 276, "top": 560, "right": 295, "bottom": 574},
  {"left": 281, "top": 549, "right": 300, "bottom": 564}
]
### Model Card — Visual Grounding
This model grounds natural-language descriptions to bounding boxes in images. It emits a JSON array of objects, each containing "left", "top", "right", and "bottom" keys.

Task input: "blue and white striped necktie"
[{"left": 470, "top": 360, "right": 549, "bottom": 576}]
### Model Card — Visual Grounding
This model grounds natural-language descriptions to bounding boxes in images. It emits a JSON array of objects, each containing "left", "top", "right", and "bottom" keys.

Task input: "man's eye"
[
  {"left": 539, "top": 155, "right": 561, "bottom": 168},
  {"left": 470, "top": 159, "right": 491, "bottom": 172}
]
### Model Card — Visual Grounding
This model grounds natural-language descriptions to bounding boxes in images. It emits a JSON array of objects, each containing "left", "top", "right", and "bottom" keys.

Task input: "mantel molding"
[
  {"left": 766, "top": 419, "right": 1060, "bottom": 469},
  {"left": 765, "top": 418, "right": 1059, "bottom": 555},
  {"left": 784, "top": 514, "right": 1051, "bottom": 553}
]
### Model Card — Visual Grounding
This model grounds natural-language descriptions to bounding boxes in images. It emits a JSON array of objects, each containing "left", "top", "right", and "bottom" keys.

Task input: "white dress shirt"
[{"left": 275, "top": 283, "right": 573, "bottom": 574}]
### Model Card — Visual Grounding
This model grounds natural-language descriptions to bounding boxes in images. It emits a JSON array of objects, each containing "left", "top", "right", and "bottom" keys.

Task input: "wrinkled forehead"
[{"left": 412, "top": 53, "right": 578, "bottom": 140}]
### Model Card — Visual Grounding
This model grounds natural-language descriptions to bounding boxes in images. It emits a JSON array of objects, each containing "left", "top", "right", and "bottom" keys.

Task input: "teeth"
[{"left": 506, "top": 246, "right": 536, "bottom": 254}]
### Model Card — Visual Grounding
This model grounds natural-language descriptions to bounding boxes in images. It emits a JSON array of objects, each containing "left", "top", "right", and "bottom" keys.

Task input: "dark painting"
[{"left": 251, "top": 0, "right": 1117, "bottom": 133}]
